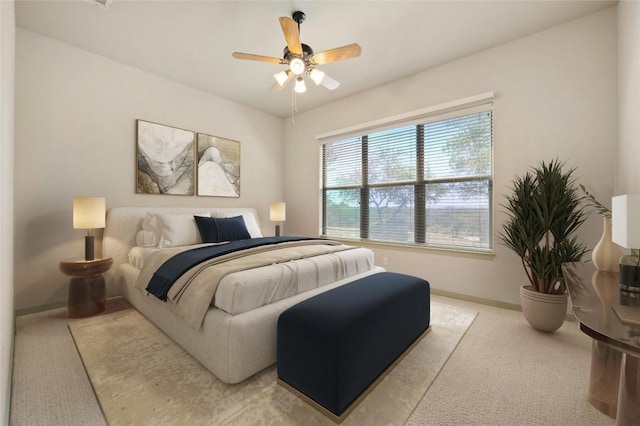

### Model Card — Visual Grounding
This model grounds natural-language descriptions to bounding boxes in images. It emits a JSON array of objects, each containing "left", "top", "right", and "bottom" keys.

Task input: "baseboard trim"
[
  {"left": 14, "top": 301, "right": 66, "bottom": 317},
  {"left": 430, "top": 288, "right": 576, "bottom": 322},
  {"left": 14, "top": 296, "right": 126, "bottom": 318}
]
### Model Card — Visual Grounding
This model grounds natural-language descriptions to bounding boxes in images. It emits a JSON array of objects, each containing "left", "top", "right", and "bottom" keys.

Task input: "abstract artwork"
[
  {"left": 196, "top": 133, "right": 240, "bottom": 197},
  {"left": 136, "top": 120, "right": 195, "bottom": 195}
]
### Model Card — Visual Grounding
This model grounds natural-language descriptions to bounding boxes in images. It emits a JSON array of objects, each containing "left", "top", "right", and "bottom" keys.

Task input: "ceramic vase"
[{"left": 592, "top": 216, "right": 623, "bottom": 273}]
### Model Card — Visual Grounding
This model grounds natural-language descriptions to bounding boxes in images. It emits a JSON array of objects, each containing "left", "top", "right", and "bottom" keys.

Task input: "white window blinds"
[{"left": 321, "top": 100, "right": 493, "bottom": 252}]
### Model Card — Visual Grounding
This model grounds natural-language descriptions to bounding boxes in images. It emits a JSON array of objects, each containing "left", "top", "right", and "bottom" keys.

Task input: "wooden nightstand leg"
[{"left": 67, "top": 275, "right": 106, "bottom": 318}]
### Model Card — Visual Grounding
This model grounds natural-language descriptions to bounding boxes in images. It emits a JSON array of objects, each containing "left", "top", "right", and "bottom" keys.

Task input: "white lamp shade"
[
  {"left": 73, "top": 197, "right": 106, "bottom": 229},
  {"left": 270, "top": 202, "right": 286, "bottom": 222},
  {"left": 294, "top": 77, "right": 307, "bottom": 93},
  {"left": 612, "top": 194, "right": 640, "bottom": 248},
  {"left": 273, "top": 70, "right": 289, "bottom": 86},
  {"left": 309, "top": 68, "right": 325, "bottom": 85}
]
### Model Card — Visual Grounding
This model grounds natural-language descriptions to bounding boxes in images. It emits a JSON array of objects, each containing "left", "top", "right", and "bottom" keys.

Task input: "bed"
[{"left": 103, "top": 206, "right": 384, "bottom": 384}]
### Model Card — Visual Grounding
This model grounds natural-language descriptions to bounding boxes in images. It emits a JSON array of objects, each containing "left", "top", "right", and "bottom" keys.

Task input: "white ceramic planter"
[{"left": 520, "top": 285, "right": 568, "bottom": 333}]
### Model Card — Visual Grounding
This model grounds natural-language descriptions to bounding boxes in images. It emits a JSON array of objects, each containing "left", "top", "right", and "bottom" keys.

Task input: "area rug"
[{"left": 69, "top": 301, "right": 477, "bottom": 425}]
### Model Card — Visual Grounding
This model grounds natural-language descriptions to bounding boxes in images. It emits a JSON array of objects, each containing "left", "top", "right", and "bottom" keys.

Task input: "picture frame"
[
  {"left": 136, "top": 120, "right": 195, "bottom": 195},
  {"left": 196, "top": 132, "right": 240, "bottom": 197}
]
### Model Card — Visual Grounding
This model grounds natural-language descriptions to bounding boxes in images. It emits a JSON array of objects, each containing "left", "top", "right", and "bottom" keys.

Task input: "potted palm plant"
[{"left": 499, "top": 159, "right": 588, "bottom": 332}]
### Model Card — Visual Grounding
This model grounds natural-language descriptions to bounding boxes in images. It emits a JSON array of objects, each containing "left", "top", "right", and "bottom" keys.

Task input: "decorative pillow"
[
  {"left": 137, "top": 213, "right": 162, "bottom": 247},
  {"left": 136, "top": 230, "right": 157, "bottom": 247},
  {"left": 212, "top": 210, "right": 263, "bottom": 238},
  {"left": 194, "top": 215, "right": 251, "bottom": 243},
  {"left": 157, "top": 213, "right": 210, "bottom": 248}
]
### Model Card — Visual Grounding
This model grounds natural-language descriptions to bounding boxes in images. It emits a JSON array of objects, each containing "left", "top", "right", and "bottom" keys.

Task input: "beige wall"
[
  {"left": 1, "top": 1, "right": 15, "bottom": 421},
  {"left": 283, "top": 8, "right": 618, "bottom": 306},
  {"left": 14, "top": 29, "right": 285, "bottom": 311},
  {"left": 10, "top": 6, "right": 626, "bottom": 311},
  {"left": 617, "top": 1, "right": 640, "bottom": 194}
]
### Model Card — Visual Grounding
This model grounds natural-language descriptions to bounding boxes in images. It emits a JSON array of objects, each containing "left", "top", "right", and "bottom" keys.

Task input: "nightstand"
[{"left": 59, "top": 257, "right": 113, "bottom": 318}]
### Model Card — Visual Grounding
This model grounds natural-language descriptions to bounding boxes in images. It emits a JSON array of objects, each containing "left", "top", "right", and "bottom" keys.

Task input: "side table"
[
  {"left": 59, "top": 257, "right": 113, "bottom": 318},
  {"left": 563, "top": 262, "right": 640, "bottom": 425}
]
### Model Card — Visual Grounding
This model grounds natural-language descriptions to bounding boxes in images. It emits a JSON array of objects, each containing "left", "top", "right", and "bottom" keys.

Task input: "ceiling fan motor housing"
[{"left": 283, "top": 44, "right": 314, "bottom": 63}]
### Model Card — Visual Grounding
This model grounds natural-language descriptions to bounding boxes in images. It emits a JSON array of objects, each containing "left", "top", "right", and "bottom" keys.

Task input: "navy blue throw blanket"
[{"left": 146, "top": 236, "right": 315, "bottom": 301}]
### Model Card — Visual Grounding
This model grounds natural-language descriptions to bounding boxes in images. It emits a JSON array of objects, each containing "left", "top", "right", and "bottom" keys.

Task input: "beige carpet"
[
  {"left": 405, "top": 298, "right": 615, "bottom": 426},
  {"left": 68, "top": 301, "right": 476, "bottom": 425}
]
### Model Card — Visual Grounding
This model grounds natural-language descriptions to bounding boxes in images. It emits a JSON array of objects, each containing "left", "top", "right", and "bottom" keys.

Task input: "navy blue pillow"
[{"left": 194, "top": 215, "right": 251, "bottom": 243}]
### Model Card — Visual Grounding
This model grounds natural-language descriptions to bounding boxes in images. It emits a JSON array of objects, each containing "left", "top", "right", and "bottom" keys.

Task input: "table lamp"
[
  {"left": 270, "top": 202, "right": 286, "bottom": 237},
  {"left": 73, "top": 197, "right": 106, "bottom": 261},
  {"left": 612, "top": 194, "right": 640, "bottom": 290}
]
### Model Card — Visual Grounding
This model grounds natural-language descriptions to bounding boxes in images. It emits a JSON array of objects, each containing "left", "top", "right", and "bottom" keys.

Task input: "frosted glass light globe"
[{"left": 289, "top": 58, "right": 305, "bottom": 75}]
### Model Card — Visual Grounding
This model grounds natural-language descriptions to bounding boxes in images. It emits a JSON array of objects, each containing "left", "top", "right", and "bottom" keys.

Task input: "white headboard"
[{"left": 102, "top": 206, "right": 261, "bottom": 296}]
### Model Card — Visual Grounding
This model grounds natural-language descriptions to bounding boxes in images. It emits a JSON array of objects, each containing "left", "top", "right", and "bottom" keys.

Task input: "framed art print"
[
  {"left": 196, "top": 133, "right": 240, "bottom": 197},
  {"left": 136, "top": 120, "right": 195, "bottom": 195}
]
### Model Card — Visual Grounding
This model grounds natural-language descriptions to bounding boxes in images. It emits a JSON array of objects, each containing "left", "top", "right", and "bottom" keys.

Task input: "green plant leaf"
[{"left": 579, "top": 184, "right": 611, "bottom": 218}]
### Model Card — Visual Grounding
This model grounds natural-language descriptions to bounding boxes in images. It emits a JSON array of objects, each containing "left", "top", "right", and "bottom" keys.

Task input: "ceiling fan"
[{"left": 232, "top": 11, "right": 361, "bottom": 94}]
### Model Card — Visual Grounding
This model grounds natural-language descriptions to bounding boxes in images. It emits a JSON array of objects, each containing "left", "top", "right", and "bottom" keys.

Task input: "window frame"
[{"left": 319, "top": 94, "right": 495, "bottom": 254}]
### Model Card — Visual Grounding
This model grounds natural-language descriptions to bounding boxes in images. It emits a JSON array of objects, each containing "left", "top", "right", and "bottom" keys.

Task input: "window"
[{"left": 321, "top": 102, "right": 493, "bottom": 253}]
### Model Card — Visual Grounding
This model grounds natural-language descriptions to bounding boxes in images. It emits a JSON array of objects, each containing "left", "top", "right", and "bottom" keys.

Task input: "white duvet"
[{"left": 128, "top": 245, "right": 374, "bottom": 315}]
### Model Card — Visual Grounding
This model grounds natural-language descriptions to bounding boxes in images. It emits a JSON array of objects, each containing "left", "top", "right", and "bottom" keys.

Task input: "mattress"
[{"left": 128, "top": 245, "right": 375, "bottom": 315}]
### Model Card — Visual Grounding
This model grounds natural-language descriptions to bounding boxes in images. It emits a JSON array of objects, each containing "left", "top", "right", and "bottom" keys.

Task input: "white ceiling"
[{"left": 15, "top": 0, "right": 615, "bottom": 118}]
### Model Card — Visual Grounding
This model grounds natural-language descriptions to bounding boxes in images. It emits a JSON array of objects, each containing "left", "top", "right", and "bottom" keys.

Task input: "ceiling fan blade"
[
  {"left": 232, "top": 52, "right": 285, "bottom": 64},
  {"left": 310, "top": 43, "right": 362, "bottom": 65},
  {"left": 279, "top": 17, "right": 302, "bottom": 56},
  {"left": 271, "top": 70, "right": 293, "bottom": 91},
  {"left": 320, "top": 73, "right": 340, "bottom": 90}
]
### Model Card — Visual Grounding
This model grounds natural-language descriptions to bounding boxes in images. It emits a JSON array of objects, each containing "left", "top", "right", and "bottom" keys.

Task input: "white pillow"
[
  {"left": 136, "top": 230, "right": 157, "bottom": 247},
  {"left": 136, "top": 213, "right": 162, "bottom": 247},
  {"left": 157, "top": 212, "right": 210, "bottom": 248},
  {"left": 212, "top": 210, "right": 263, "bottom": 238}
]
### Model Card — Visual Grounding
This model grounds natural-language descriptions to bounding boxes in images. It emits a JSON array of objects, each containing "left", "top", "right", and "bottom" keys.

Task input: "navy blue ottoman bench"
[{"left": 276, "top": 271, "right": 430, "bottom": 422}]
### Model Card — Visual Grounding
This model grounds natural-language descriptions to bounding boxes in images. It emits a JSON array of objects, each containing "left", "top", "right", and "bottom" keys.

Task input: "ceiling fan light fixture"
[
  {"left": 274, "top": 70, "right": 289, "bottom": 86},
  {"left": 289, "top": 58, "right": 305, "bottom": 75},
  {"left": 309, "top": 68, "right": 325, "bottom": 85},
  {"left": 232, "top": 11, "right": 358, "bottom": 99},
  {"left": 294, "top": 77, "right": 307, "bottom": 93}
]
